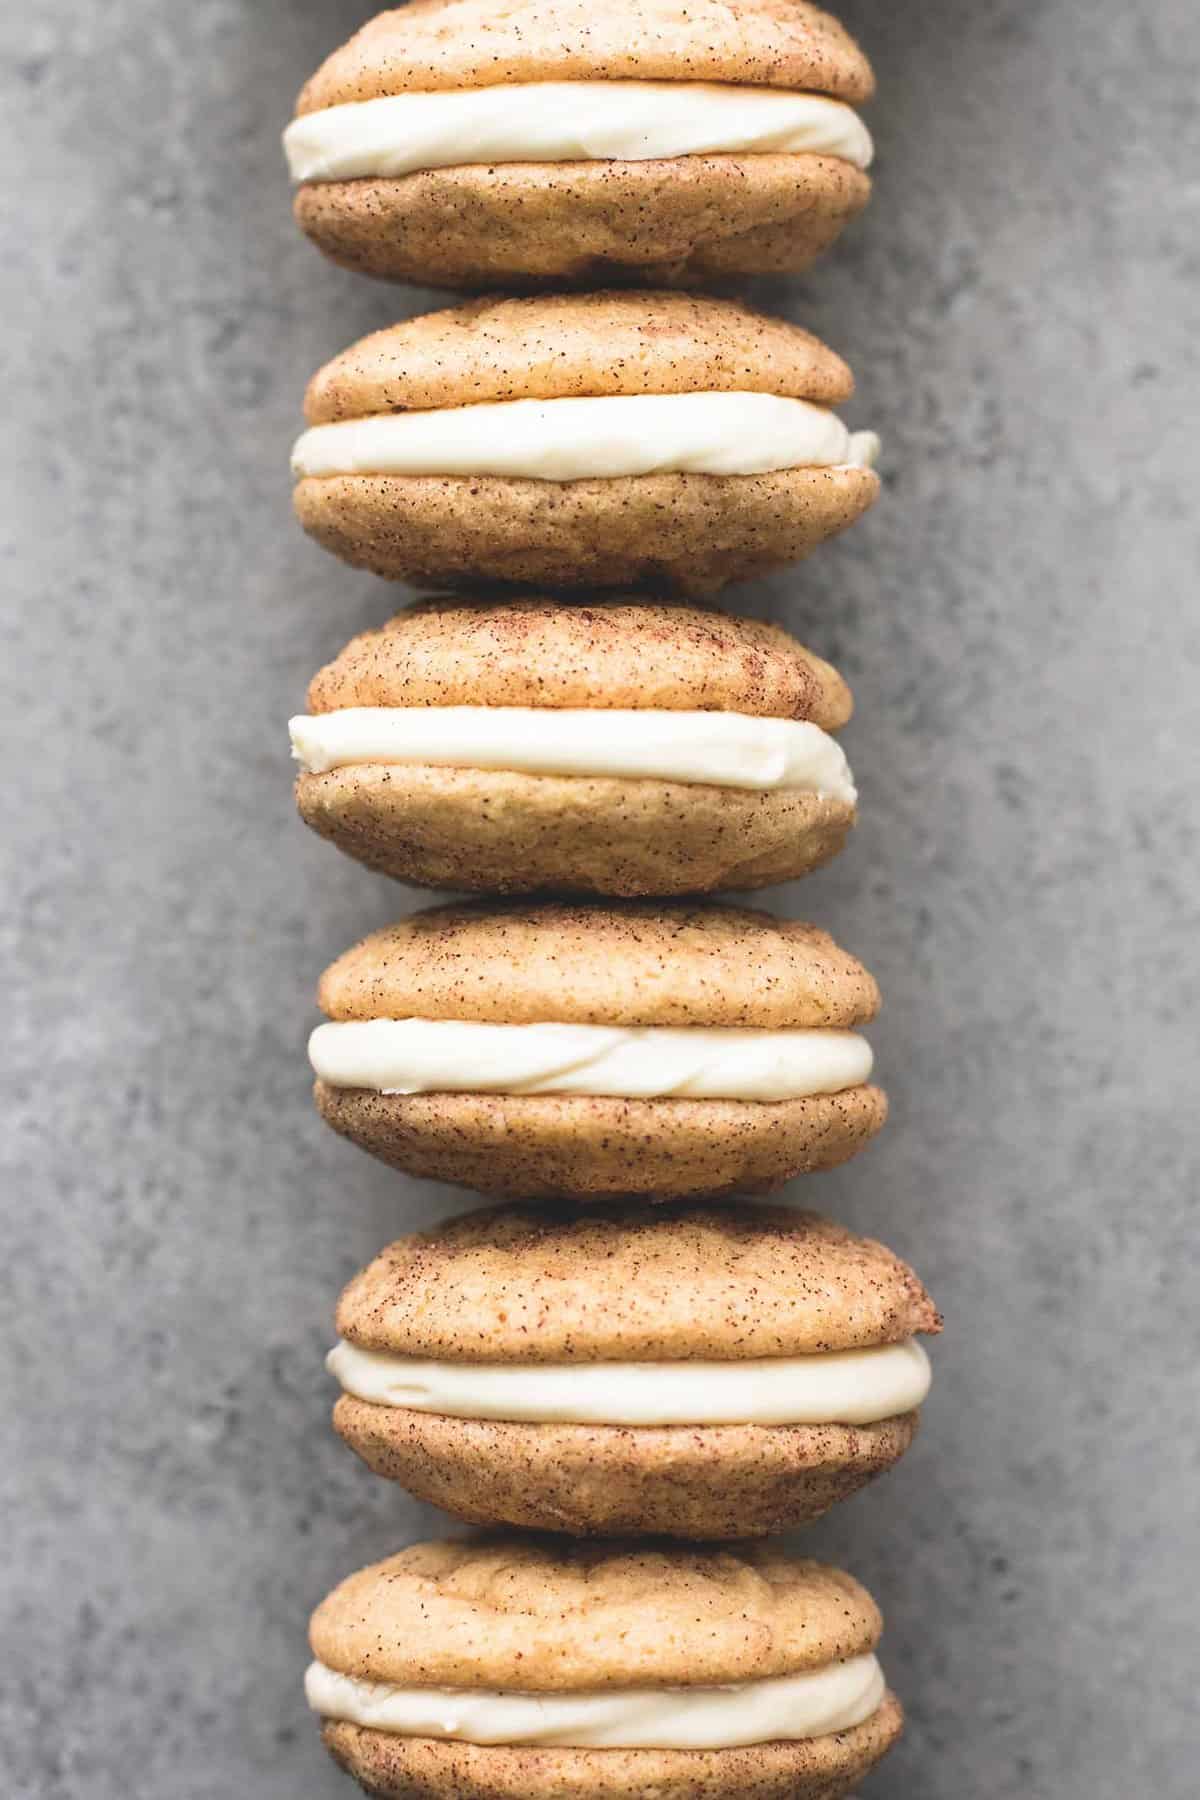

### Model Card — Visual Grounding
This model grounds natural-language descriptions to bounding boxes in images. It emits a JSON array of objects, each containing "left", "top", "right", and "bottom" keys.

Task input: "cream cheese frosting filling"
[
  {"left": 308, "top": 1020, "right": 874, "bottom": 1102},
  {"left": 290, "top": 393, "right": 881, "bottom": 484},
  {"left": 290, "top": 707, "right": 856, "bottom": 802},
  {"left": 284, "top": 83, "right": 874, "bottom": 183},
  {"left": 328, "top": 1338, "right": 932, "bottom": 1427},
  {"left": 305, "top": 1652, "right": 886, "bottom": 1749}
]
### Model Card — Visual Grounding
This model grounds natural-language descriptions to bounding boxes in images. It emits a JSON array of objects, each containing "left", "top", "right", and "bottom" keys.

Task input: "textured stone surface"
[{"left": 2, "top": 2, "right": 1198, "bottom": 1797}]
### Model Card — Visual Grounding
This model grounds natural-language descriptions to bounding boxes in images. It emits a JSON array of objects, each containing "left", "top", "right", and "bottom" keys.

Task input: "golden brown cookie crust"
[
  {"left": 310, "top": 1535, "right": 881, "bottom": 1688},
  {"left": 337, "top": 1203, "right": 940, "bottom": 1360},
  {"left": 303, "top": 292, "right": 854, "bottom": 422},
  {"left": 294, "top": 155, "right": 871, "bottom": 290},
  {"left": 317, "top": 902, "right": 880, "bottom": 1031},
  {"left": 297, "top": 1, "right": 876, "bottom": 114},
  {"left": 313, "top": 1083, "right": 888, "bottom": 1198},
  {"left": 334, "top": 1400, "right": 920, "bottom": 1538},
  {"left": 296, "top": 764, "right": 854, "bottom": 896},
  {"left": 307, "top": 598, "right": 852, "bottom": 726},
  {"left": 324, "top": 1694, "right": 902, "bottom": 1800},
  {"left": 294, "top": 466, "right": 877, "bottom": 596}
]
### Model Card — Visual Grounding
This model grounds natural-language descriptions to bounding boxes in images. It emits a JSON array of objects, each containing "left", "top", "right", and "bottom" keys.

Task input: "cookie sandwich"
[
  {"left": 285, "top": 0, "right": 874, "bottom": 289},
  {"left": 307, "top": 1534, "right": 903, "bottom": 1800},
  {"left": 308, "top": 900, "right": 887, "bottom": 1199},
  {"left": 329, "top": 1202, "right": 940, "bottom": 1537},
  {"left": 290, "top": 597, "right": 859, "bottom": 896},
  {"left": 291, "top": 292, "right": 880, "bottom": 595}
]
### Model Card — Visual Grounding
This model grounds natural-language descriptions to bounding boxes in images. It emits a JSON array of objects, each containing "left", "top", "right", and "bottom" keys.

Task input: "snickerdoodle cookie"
[
  {"left": 285, "top": 0, "right": 874, "bottom": 289},
  {"left": 307, "top": 1534, "right": 903, "bottom": 1798},
  {"left": 291, "top": 596, "right": 858, "bottom": 895},
  {"left": 329, "top": 1201, "right": 940, "bottom": 1536},
  {"left": 308, "top": 900, "right": 887, "bottom": 1199},
  {"left": 291, "top": 292, "right": 879, "bottom": 595}
]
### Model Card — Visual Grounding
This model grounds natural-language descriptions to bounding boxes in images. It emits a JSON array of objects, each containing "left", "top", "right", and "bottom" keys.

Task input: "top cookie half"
[{"left": 285, "top": 0, "right": 876, "bottom": 289}]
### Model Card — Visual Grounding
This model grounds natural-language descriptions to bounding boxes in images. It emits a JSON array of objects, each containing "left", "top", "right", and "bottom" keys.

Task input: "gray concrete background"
[{"left": 3, "top": 2, "right": 1198, "bottom": 1795}]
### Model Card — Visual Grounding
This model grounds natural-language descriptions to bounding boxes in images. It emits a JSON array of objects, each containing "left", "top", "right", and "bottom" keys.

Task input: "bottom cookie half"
[
  {"left": 334, "top": 1400, "right": 919, "bottom": 1539},
  {"left": 296, "top": 766, "right": 854, "bottom": 896},
  {"left": 293, "top": 467, "right": 879, "bottom": 598},
  {"left": 294, "top": 155, "right": 871, "bottom": 289},
  {"left": 323, "top": 1692, "right": 903, "bottom": 1800},
  {"left": 313, "top": 1083, "right": 889, "bottom": 1199}
]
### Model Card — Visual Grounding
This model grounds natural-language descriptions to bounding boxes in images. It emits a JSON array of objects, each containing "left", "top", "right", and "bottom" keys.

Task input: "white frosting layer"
[
  {"left": 290, "top": 707, "right": 856, "bottom": 802},
  {"left": 308, "top": 1020, "right": 874, "bottom": 1102},
  {"left": 328, "top": 1337, "right": 932, "bottom": 1427},
  {"left": 305, "top": 1653, "right": 885, "bottom": 1750},
  {"left": 291, "top": 393, "right": 881, "bottom": 484},
  {"left": 284, "top": 83, "right": 874, "bottom": 182}
]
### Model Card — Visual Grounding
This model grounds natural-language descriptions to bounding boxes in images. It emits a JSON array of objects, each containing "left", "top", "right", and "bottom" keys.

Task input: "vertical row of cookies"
[{"left": 281, "top": 7, "right": 939, "bottom": 1798}]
